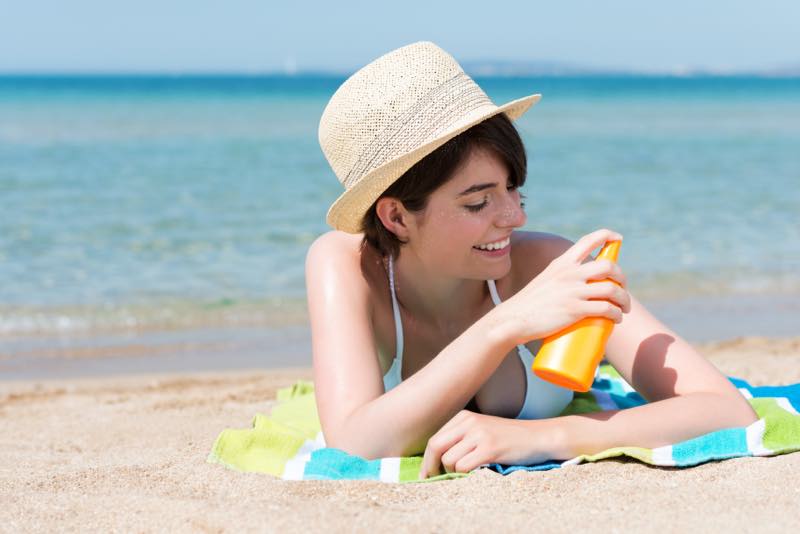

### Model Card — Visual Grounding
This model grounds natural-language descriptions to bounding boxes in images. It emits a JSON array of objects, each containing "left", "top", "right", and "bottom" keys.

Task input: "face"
[{"left": 405, "top": 146, "right": 528, "bottom": 279}]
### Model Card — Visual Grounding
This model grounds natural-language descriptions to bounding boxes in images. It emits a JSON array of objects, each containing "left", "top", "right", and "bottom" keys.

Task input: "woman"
[{"left": 305, "top": 41, "right": 758, "bottom": 478}]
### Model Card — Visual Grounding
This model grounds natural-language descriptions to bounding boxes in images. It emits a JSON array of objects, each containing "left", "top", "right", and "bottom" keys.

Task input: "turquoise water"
[{"left": 1, "top": 75, "right": 799, "bottom": 336}]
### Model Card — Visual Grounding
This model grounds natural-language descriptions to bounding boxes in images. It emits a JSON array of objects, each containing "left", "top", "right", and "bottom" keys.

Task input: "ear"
[{"left": 375, "top": 197, "right": 411, "bottom": 242}]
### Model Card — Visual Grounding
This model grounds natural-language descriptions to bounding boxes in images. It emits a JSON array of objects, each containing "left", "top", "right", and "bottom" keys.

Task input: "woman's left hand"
[{"left": 419, "top": 409, "right": 565, "bottom": 478}]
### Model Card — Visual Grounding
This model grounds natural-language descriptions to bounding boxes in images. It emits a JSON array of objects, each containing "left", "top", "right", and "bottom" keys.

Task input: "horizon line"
[{"left": 1, "top": 68, "right": 799, "bottom": 79}]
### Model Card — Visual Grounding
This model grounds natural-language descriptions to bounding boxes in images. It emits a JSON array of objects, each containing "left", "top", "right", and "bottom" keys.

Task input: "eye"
[
  {"left": 464, "top": 184, "right": 526, "bottom": 212},
  {"left": 465, "top": 197, "right": 488, "bottom": 212}
]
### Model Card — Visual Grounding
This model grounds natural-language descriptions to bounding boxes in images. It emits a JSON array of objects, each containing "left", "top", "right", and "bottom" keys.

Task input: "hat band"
[{"left": 342, "top": 72, "right": 492, "bottom": 189}]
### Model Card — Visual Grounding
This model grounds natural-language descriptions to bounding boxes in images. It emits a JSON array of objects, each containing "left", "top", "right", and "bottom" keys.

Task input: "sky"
[{"left": 1, "top": 0, "right": 799, "bottom": 74}]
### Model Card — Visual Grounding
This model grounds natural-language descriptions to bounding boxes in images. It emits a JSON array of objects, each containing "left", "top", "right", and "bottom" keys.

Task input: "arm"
[
  {"left": 418, "top": 233, "right": 760, "bottom": 476},
  {"left": 305, "top": 232, "right": 519, "bottom": 460},
  {"left": 553, "top": 292, "right": 759, "bottom": 459},
  {"left": 552, "top": 392, "right": 758, "bottom": 459}
]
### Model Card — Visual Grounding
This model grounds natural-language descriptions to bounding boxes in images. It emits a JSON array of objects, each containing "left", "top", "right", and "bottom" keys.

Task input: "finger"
[
  {"left": 564, "top": 229, "right": 623, "bottom": 265},
  {"left": 581, "top": 299, "right": 624, "bottom": 323},
  {"left": 440, "top": 438, "right": 478, "bottom": 474},
  {"left": 452, "top": 447, "right": 492, "bottom": 474},
  {"left": 420, "top": 411, "right": 474, "bottom": 478},
  {"left": 579, "top": 281, "right": 627, "bottom": 310},
  {"left": 578, "top": 259, "right": 625, "bottom": 286},
  {"left": 420, "top": 427, "right": 467, "bottom": 479}
]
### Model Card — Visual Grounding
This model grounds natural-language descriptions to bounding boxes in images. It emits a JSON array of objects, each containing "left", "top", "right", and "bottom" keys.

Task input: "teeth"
[{"left": 474, "top": 237, "right": 510, "bottom": 251}]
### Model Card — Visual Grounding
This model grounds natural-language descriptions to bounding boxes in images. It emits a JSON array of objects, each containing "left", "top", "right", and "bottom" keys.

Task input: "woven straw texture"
[{"left": 318, "top": 41, "right": 541, "bottom": 233}]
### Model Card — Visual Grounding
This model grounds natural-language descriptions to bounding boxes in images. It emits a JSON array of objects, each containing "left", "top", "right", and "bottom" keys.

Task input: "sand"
[{"left": 2, "top": 336, "right": 800, "bottom": 532}]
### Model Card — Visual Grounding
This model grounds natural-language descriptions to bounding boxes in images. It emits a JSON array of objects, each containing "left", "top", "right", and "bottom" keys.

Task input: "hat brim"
[{"left": 326, "top": 92, "right": 542, "bottom": 233}]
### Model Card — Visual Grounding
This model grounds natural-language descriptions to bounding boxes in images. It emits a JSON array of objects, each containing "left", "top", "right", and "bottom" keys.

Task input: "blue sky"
[{"left": 1, "top": 0, "right": 798, "bottom": 74}]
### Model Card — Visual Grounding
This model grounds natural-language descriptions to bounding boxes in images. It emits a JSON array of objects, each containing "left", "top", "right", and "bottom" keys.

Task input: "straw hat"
[{"left": 318, "top": 41, "right": 541, "bottom": 233}]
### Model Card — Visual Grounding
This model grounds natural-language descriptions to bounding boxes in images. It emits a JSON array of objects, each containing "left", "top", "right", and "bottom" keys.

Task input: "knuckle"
[
  {"left": 440, "top": 450, "right": 454, "bottom": 467},
  {"left": 454, "top": 458, "right": 472, "bottom": 473}
]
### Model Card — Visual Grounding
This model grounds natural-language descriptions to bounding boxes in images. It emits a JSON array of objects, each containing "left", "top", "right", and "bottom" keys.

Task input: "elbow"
[
  {"left": 721, "top": 391, "right": 760, "bottom": 427},
  {"left": 322, "top": 423, "right": 421, "bottom": 460},
  {"left": 321, "top": 419, "right": 391, "bottom": 460},
  {"left": 320, "top": 403, "right": 427, "bottom": 460},
  {"left": 324, "top": 433, "right": 378, "bottom": 460},
  {"left": 737, "top": 402, "right": 761, "bottom": 427},
  {"left": 323, "top": 432, "right": 396, "bottom": 460}
]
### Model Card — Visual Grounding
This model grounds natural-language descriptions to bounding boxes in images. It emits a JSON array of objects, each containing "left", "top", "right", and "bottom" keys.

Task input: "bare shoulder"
[
  {"left": 509, "top": 230, "right": 574, "bottom": 288},
  {"left": 306, "top": 229, "right": 363, "bottom": 261},
  {"left": 305, "top": 230, "right": 382, "bottom": 295}
]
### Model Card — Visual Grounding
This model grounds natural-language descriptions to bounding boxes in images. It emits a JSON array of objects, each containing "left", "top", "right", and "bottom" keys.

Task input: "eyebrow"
[{"left": 456, "top": 182, "right": 498, "bottom": 197}]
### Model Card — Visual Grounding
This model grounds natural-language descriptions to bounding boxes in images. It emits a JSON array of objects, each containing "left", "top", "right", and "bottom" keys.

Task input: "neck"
[{"left": 389, "top": 251, "right": 491, "bottom": 335}]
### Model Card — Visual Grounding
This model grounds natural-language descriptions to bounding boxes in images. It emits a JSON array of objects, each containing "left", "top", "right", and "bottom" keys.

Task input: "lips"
[{"left": 473, "top": 235, "right": 511, "bottom": 251}]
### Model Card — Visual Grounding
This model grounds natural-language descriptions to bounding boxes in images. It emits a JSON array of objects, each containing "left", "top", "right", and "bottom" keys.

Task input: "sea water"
[{"left": 1, "top": 74, "right": 798, "bottom": 355}]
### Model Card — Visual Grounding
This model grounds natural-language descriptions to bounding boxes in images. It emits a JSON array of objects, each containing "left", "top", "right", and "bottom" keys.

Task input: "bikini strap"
[
  {"left": 487, "top": 279, "right": 528, "bottom": 354},
  {"left": 388, "top": 254, "right": 404, "bottom": 363},
  {"left": 486, "top": 279, "right": 502, "bottom": 306}
]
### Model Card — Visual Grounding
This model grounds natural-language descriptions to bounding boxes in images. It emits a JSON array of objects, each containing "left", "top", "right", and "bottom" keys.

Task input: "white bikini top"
[{"left": 382, "top": 254, "right": 574, "bottom": 420}]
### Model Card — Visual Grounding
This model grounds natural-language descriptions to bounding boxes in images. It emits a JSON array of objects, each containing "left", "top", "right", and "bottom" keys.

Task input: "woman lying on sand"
[{"left": 305, "top": 41, "right": 758, "bottom": 479}]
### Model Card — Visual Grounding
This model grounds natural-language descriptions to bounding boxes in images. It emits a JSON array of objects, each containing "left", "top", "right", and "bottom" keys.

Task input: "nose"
[{"left": 495, "top": 189, "right": 527, "bottom": 228}]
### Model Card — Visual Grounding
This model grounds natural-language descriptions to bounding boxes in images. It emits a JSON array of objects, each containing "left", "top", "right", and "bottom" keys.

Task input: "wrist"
[
  {"left": 478, "top": 308, "right": 522, "bottom": 354},
  {"left": 521, "top": 415, "right": 573, "bottom": 461}
]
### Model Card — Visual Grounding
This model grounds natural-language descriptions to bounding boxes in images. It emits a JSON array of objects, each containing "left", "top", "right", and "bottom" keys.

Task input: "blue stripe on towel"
[
  {"left": 670, "top": 427, "right": 750, "bottom": 466},
  {"left": 303, "top": 448, "right": 383, "bottom": 480}
]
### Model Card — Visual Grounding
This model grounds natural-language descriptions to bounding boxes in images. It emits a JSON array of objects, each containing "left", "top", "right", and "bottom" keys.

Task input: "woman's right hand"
[{"left": 500, "top": 228, "right": 631, "bottom": 345}]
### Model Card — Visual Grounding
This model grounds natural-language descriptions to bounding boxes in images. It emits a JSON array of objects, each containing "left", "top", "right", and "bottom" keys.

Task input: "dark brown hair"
[{"left": 360, "top": 112, "right": 528, "bottom": 259}]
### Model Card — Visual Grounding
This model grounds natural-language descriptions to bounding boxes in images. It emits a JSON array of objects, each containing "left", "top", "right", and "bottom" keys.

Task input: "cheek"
[{"left": 426, "top": 210, "right": 485, "bottom": 249}]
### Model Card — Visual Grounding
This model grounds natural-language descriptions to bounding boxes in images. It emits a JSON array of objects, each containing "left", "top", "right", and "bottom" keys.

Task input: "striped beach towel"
[{"left": 207, "top": 364, "right": 800, "bottom": 483}]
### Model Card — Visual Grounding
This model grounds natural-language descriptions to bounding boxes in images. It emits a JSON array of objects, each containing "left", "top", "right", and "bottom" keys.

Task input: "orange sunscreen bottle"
[{"left": 532, "top": 240, "right": 622, "bottom": 392}]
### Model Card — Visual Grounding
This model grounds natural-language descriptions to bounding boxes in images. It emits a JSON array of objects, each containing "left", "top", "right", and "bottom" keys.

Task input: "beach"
[
  {"left": 2, "top": 334, "right": 799, "bottom": 532},
  {"left": 2, "top": 73, "right": 799, "bottom": 531}
]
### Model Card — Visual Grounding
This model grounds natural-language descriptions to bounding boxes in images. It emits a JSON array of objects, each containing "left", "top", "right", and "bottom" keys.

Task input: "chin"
[{"left": 470, "top": 253, "right": 512, "bottom": 278}]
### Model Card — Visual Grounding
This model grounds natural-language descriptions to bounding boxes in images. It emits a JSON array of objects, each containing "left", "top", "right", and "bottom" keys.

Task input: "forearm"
[
  {"left": 550, "top": 392, "right": 760, "bottom": 460},
  {"left": 336, "top": 309, "right": 519, "bottom": 459}
]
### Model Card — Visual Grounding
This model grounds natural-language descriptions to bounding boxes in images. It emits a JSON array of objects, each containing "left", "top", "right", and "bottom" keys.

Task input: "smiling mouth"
[{"left": 472, "top": 236, "right": 511, "bottom": 251}]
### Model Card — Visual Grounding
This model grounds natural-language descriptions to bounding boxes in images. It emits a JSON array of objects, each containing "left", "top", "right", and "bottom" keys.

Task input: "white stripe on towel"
[
  {"left": 282, "top": 431, "right": 326, "bottom": 480},
  {"left": 379, "top": 457, "right": 401, "bottom": 483},
  {"left": 651, "top": 445, "right": 675, "bottom": 466},
  {"left": 746, "top": 418, "right": 772, "bottom": 456},
  {"left": 777, "top": 398, "right": 799, "bottom": 416}
]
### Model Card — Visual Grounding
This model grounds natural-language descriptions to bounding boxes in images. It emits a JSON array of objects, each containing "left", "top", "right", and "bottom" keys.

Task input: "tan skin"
[
  {"left": 306, "top": 146, "right": 760, "bottom": 478},
  {"left": 354, "top": 217, "right": 553, "bottom": 419}
]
